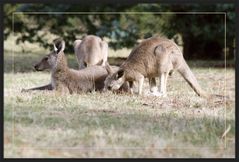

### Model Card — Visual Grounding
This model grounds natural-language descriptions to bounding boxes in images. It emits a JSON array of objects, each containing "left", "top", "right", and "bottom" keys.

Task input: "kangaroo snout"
[{"left": 34, "top": 64, "right": 40, "bottom": 71}]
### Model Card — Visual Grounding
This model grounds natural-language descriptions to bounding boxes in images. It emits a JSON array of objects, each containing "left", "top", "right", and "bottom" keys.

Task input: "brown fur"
[
  {"left": 74, "top": 35, "right": 108, "bottom": 69},
  {"left": 51, "top": 52, "right": 107, "bottom": 93},
  {"left": 104, "top": 36, "right": 208, "bottom": 98},
  {"left": 22, "top": 39, "right": 129, "bottom": 93},
  {"left": 104, "top": 62, "right": 132, "bottom": 94}
]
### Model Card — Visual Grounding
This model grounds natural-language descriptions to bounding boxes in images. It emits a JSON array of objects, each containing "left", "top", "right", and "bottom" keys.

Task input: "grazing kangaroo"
[
  {"left": 73, "top": 35, "right": 108, "bottom": 69},
  {"left": 22, "top": 39, "right": 129, "bottom": 93},
  {"left": 104, "top": 62, "right": 134, "bottom": 94},
  {"left": 104, "top": 36, "right": 209, "bottom": 98}
]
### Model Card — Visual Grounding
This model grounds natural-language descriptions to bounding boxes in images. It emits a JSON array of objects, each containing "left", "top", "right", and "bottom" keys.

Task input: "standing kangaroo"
[
  {"left": 104, "top": 36, "right": 208, "bottom": 98},
  {"left": 22, "top": 38, "right": 129, "bottom": 93},
  {"left": 73, "top": 35, "right": 108, "bottom": 69}
]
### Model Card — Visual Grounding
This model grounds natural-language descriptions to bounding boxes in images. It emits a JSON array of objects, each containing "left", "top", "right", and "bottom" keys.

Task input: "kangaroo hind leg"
[
  {"left": 137, "top": 74, "right": 144, "bottom": 95},
  {"left": 158, "top": 72, "right": 169, "bottom": 97}
]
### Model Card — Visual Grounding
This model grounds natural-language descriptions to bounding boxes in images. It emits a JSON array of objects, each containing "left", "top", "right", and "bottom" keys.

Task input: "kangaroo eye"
[{"left": 44, "top": 57, "right": 48, "bottom": 61}]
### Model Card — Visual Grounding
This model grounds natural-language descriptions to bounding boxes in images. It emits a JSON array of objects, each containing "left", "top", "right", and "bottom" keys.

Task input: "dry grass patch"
[{"left": 4, "top": 66, "right": 235, "bottom": 158}]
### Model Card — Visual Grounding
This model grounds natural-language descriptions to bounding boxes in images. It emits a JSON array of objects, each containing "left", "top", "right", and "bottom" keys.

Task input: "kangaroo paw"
[
  {"left": 157, "top": 91, "right": 167, "bottom": 97},
  {"left": 145, "top": 91, "right": 167, "bottom": 97}
]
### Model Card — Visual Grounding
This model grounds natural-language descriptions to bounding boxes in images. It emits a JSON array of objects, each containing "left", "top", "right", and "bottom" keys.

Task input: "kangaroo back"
[
  {"left": 177, "top": 59, "right": 208, "bottom": 98},
  {"left": 74, "top": 35, "right": 108, "bottom": 69}
]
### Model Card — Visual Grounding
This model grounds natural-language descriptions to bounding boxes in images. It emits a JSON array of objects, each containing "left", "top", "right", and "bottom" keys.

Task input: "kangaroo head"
[
  {"left": 34, "top": 38, "right": 65, "bottom": 71},
  {"left": 104, "top": 66, "right": 125, "bottom": 91}
]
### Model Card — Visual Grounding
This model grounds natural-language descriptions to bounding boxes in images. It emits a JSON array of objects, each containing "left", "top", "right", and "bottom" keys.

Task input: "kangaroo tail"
[{"left": 177, "top": 60, "right": 208, "bottom": 98}]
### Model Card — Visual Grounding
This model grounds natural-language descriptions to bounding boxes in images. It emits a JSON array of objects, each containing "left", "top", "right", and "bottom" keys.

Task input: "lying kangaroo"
[
  {"left": 22, "top": 35, "right": 106, "bottom": 92},
  {"left": 104, "top": 36, "right": 209, "bottom": 98},
  {"left": 73, "top": 35, "right": 108, "bottom": 69},
  {"left": 22, "top": 38, "right": 129, "bottom": 93}
]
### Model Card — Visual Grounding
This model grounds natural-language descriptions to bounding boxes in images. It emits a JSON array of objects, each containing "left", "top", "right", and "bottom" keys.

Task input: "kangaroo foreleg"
[{"left": 55, "top": 84, "right": 70, "bottom": 95}]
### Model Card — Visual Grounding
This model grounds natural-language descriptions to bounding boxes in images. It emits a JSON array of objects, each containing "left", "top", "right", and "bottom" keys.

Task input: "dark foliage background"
[{"left": 4, "top": 3, "right": 235, "bottom": 60}]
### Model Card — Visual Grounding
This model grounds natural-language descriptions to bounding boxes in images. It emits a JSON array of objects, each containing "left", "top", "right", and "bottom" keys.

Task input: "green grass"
[{"left": 4, "top": 50, "right": 235, "bottom": 158}]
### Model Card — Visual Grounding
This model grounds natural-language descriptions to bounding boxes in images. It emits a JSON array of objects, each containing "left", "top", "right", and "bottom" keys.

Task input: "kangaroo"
[
  {"left": 104, "top": 36, "right": 209, "bottom": 98},
  {"left": 73, "top": 35, "right": 108, "bottom": 69},
  {"left": 103, "top": 62, "right": 135, "bottom": 94},
  {"left": 22, "top": 39, "right": 129, "bottom": 93}
]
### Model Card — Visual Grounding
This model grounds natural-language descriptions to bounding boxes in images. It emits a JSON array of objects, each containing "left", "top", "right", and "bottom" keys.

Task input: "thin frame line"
[
  {"left": 12, "top": 146, "right": 233, "bottom": 150},
  {"left": 10, "top": 11, "right": 229, "bottom": 151},
  {"left": 12, "top": 11, "right": 226, "bottom": 15},
  {"left": 224, "top": 13, "right": 227, "bottom": 149},
  {"left": 11, "top": 12, "right": 15, "bottom": 153}
]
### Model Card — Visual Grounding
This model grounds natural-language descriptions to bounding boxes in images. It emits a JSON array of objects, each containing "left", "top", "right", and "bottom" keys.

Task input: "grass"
[{"left": 4, "top": 49, "right": 235, "bottom": 158}]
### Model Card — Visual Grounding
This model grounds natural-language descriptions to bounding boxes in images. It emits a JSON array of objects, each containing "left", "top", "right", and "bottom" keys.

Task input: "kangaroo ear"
[
  {"left": 105, "top": 62, "right": 113, "bottom": 75},
  {"left": 53, "top": 43, "right": 58, "bottom": 52},
  {"left": 116, "top": 69, "right": 124, "bottom": 79},
  {"left": 60, "top": 40, "right": 65, "bottom": 52},
  {"left": 53, "top": 38, "right": 65, "bottom": 54}
]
